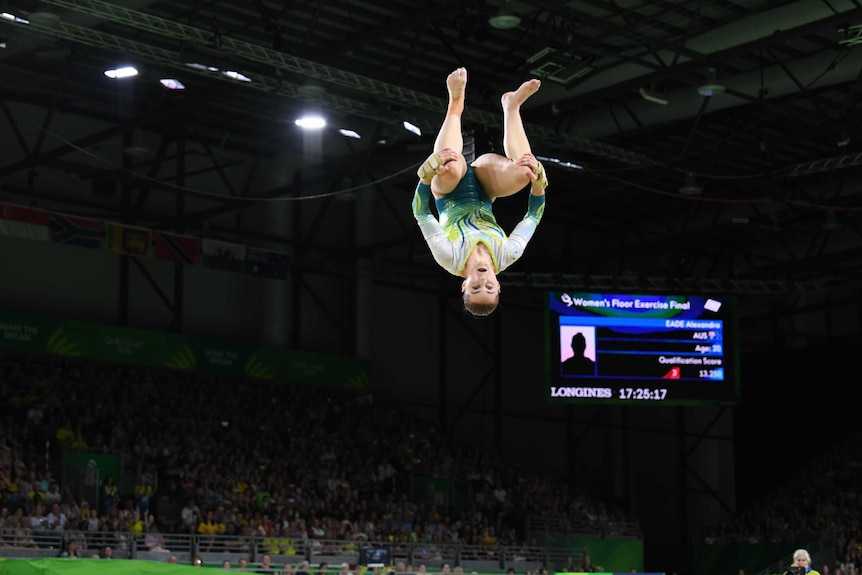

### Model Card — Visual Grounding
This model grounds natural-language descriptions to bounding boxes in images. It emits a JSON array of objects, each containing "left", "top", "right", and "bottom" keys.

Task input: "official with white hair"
[{"left": 789, "top": 549, "right": 821, "bottom": 575}]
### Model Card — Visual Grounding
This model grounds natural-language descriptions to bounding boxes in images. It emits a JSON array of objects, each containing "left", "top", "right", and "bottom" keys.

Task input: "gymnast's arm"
[
  {"left": 412, "top": 181, "right": 458, "bottom": 274},
  {"left": 503, "top": 191, "right": 545, "bottom": 267}
]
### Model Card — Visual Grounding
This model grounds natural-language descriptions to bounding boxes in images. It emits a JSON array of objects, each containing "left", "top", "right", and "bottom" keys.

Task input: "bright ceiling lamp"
[
  {"left": 295, "top": 115, "right": 326, "bottom": 129},
  {"left": 537, "top": 155, "right": 583, "bottom": 170},
  {"left": 1, "top": 11, "right": 29, "bottom": 24},
  {"left": 159, "top": 78, "right": 185, "bottom": 90},
  {"left": 402, "top": 120, "right": 421, "bottom": 136},
  {"left": 185, "top": 62, "right": 218, "bottom": 72},
  {"left": 339, "top": 129, "right": 361, "bottom": 139},
  {"left": 222, "top": 70, "right": 251, "bottom": 82},
  {"left": 104, "top": 66, "right": 138, "bottom": 79}
]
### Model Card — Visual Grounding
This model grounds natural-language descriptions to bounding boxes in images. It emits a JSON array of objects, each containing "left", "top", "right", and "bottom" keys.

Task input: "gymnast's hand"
[
  {"left": 515, "top": 153, "right": 538, "bottom": 180},
  {"left": 418, "top": 147, "right": 461, "bottom": 183},
  {"left": 515, "top": 153, "right": 547, "bottom": 192}
]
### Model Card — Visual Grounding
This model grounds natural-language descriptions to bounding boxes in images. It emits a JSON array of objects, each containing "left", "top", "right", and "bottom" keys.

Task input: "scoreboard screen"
[{"left": 545, "top": 291, "right": 740, "bottom": 406}]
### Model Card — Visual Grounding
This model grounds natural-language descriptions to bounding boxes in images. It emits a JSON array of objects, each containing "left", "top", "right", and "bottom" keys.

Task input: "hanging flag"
[
  {"left": 244, "top": 247, "right": 289, "bottom": 280},
  {"left": 201, "top": 238, "right": 246, "bottom": 273},
  {"left": 0, "top": 202, "right": 50, "bottom": 241},
  {"left": 49, "top": 212, "right": 105, "bottom": 249},
  {"left": 105, "top": 222, "right": 153, "bottom": 257},
  {"left": 153, "top": 232, "right": 202, "bottom": 265}
]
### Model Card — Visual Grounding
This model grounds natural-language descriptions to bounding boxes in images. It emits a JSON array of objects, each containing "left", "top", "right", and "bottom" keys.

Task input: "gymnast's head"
[{"left": 461, "top": 269, "right": 501, "bottom": 317}]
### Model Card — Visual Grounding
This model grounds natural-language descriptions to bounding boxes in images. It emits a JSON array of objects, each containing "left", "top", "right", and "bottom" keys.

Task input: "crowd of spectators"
[
  {"left": 701, "top": 429, "right": 862, "bottom": 571},
  {"left": 0, "top": 354, "right": 631, "bottom": 561}
]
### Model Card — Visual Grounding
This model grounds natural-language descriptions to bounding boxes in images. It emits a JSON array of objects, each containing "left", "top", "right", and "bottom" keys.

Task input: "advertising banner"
[{"left": 0, "top": 311, "right": 368, "bottom": 390}]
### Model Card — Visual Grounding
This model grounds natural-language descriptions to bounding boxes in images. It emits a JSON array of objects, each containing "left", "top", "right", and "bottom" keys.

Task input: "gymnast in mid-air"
[{"left": 412, "top": 67, "right": 548, "bottom": 316}]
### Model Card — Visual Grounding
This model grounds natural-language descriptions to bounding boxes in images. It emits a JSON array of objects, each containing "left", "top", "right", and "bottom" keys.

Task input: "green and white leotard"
[{"left": 412, "top": 164, "right": 545, "bottom": 276}]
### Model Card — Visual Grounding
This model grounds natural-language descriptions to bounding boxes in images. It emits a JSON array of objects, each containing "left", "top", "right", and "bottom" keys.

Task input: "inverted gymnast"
[{"left": 412, "top": 67, "right": 548, "bottom": 316}]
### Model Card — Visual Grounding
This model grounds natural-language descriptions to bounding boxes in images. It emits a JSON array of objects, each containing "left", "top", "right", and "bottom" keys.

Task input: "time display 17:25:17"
[{"left": 618, "top": 387, "right": 669, "bottom": 400}]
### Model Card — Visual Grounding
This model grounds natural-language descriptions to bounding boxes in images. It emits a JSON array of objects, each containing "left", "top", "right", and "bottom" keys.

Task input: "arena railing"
[{"left": 0, "top": 528, "right": 563, "bottom": 571}]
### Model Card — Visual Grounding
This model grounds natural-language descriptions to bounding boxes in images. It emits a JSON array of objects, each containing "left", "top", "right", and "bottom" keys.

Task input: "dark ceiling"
[{"left": 2, "top": 0, "right": 862, "bottom": 352}]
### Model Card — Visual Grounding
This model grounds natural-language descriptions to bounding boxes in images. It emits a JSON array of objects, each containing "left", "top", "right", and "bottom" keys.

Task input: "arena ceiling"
[{"left": 2, "top": 0, "right": 862, "bottom": 352}]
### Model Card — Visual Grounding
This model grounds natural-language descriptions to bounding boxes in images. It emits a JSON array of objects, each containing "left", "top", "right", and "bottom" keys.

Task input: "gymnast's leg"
[
  {"left": 473, "top": 78, "right": 542, "bottom": 199},
  {"left": 417, "top": 67, "right": 469, "bottom": 197}
]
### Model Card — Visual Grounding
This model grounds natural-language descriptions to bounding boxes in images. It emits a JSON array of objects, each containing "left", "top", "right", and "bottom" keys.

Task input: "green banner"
[
  {"left": 64, "top": 452, "right": 120, "bottom": 485},
  {"left": 553, "top": 538, "right": 644, "bottom": 573},
  {"left": 0, "top": 558, "right": 194, "bottom": 575},
  {"left": 412, "top": 476, "right": 454, "bottom": 507},
  {"left": 63, "top": 451, "right": 121, "bottom": 509},
  {"left": 0, "top": 310, "right": 368, "bottom": 390}
]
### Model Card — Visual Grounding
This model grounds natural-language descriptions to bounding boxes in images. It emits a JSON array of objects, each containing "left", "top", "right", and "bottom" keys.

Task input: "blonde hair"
[{"left": 463, "top": 292, "right": 499, "bottom": 316}]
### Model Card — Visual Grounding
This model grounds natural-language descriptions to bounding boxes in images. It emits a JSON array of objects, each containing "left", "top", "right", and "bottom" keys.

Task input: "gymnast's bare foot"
[
  {"left": 447, "top": 67, "right": 467, "bottom": 101},
  {"left": 501, "top": 78, "right": 541, "bottom": 111}
]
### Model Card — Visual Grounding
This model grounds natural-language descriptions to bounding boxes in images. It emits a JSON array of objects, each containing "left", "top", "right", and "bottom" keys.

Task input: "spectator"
[
  {"left": 144, "top": 519, "right": 170, "bottom": 553},
  {"left": 181, "top": 499, "right": 200, "bottom": 534},
  {"left": 59, "top": 538, "right": 79, "bottom": 558},
  {"left": 29, "top": 503, "right": 49, "bottom": 532},
  {"left": 134, "top": 472, "right": 155, "bottom": 516},
  {"left": 257, "top": 555, "right": 276, "bottom": 574},
  {"left": 46, "top": 502, "right": 68, "bottom": 531},
  {"left": 101, "top": 475, "right": 118, "bottom": 513},
  {"left": 44, "top": 480, "right": 62, "bottom": 506}
]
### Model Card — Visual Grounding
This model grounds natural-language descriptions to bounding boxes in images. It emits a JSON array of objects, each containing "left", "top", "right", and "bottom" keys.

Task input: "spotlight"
[
  {"left": 402, "top": 121, "right": 421, "bottom": 136},
  {"left": 537, "top": 155, "right": 583, "bottom": 170},
  {"left": 222, "top": 70, "right": 251, "bottom": 82},
  {"left": 697, "top": 67, "right": 725, "bottom": 97},
  {"left": 488, "top": 1, "right": 521, "bottom": 29},
  {"left": 339, "top": 129, "right": 361, "bottom": 139},
  {"left": 295, "top": 115, "right": 326, "bottom": 129},
  {"left": 185, "top": 62, "right": 218, "bottom": 72},
  {"left": 1, "top": 12, "right": 28, "bottom": 24},
  {"left": 159, "top": 78, "right": 185, "bottom": 90},
  {"left": 679, "top": 173, "right": 702, "bottom": 196},
  {"left": 697, "top": 84, "right": 725, "bottom": 97},
  {"left": 104, "top": 66, "right": 138, "bottom": 79}
]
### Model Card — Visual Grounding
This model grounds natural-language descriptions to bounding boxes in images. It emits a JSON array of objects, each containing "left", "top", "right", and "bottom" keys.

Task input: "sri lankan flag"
[{"left": 105, "top": 222, "right": 153, "bottom": 258}]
